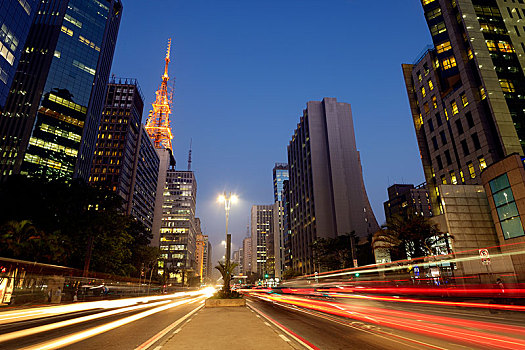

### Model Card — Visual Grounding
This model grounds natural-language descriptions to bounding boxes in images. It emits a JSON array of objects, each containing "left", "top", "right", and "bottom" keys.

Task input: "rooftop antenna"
[{"left": 187, "top": 138, "right": 192, "bottom": 171}]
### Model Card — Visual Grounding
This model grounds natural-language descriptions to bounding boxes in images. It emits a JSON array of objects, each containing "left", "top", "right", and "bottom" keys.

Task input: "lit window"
[
  {"left": 442, "top": 56, "right": 457, "bottom": 70},
  {"left": 452, "top": 101, "right": 459, "bottom": 115},
  {"left": 432, "top": 96, "right": 438, "bottom": 109},
  {"left": 461, "top": 93, "right": 468, "bottom": 107},
  {"left": 467, "top": 48, "right": 474, "bottom": 60},
  {"left": 428, "top": 80, "right": 434, "bottom": 91},
  {"left": 460, "top": 170, "right": 465, "bottom": 183},
  {"left": 450, "top": 171, "right": 458, "bottom": 184},
  {"left": 468, "top": 162, "right": 476, "bottom": 179},
  {"left": 441, "top": 175, "right": 447, "bottom": 185},
  {"left": 489, "top": 174, "right": 525, "bottom": 239},
  {"left": 500, "top": 79, "right": 515, "bottom": 93},
  {"left": 479, "top": 157, "right": 487, "bottom": 170},
  {"left": 60, "top": 26, "right": 73, "bottom": 36},
  {"left": 497, "top": 41, "right": 515, "bottom": 53},
  {"left": 421, "top": 86, "right": 426, "bottom": 97},
  {"left": 422, "top": 0, "right": 435, "bottom": 4},
  {"left": 486, "top": 40, "right": 497, "bottom": 52},
  {"left": 431, "top": 22, "right": 447, "bottom": 36},
  {"left": 479, "top": 87, "right": 486, "bottom": 99},
  {"left": 436, "top": 41, "right": 452, "bottom": 53}
]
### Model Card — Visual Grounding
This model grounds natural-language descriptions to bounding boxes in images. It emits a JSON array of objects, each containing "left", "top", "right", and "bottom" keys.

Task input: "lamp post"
[{"left": 218, "top": 192, "right": 238, "bottom": 267}]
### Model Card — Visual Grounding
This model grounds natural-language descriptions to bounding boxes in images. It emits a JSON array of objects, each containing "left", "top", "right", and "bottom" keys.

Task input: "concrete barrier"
[{"left": 205, "top": 298, "right": 246, "bottom": 307}]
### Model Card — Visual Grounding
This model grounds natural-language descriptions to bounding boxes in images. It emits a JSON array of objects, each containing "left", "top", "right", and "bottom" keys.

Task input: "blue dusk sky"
[{"left": 111, "top": 0, "right": 433, "bottom": 259}]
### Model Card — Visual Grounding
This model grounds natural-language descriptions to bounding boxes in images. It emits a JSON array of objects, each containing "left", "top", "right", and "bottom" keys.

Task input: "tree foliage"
[
  {"left": 0, "top": 175, "right": 158, "bottom": 277},
  {"left": 215, "top": 260, "right": 238, "bottom": 294},
  {"left": 373, "top": 214, "right": 449, "bottom": 260}
]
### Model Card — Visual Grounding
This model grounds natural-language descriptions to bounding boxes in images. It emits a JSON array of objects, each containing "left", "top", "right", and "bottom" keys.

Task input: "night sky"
[{"left": 111, "top": 0, "right": 433, "bottom": 262}]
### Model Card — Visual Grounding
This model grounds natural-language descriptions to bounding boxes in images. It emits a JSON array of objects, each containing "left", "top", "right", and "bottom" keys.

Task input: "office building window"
[{"left": 489, "top": 174, "right": 524, "bottom": 239}]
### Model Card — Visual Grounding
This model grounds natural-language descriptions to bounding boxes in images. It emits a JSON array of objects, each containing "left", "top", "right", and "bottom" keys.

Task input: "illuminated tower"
[
  {"left": 145, "top": 39, "right": 174, "bottom": 152},
  {"left": 149, "top": 40, "right": 176, "bottom": 248}
]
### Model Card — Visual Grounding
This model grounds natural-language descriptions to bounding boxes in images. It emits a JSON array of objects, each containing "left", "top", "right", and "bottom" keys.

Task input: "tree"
[
  {"left": 215, "top": 261, "right": 238, "bottom": 294},
  {"left": 0, "top": 175, "right": 156, "bottom": 277},
  {"left": 312, "top": 233, "right": 358, "bottom": 271},
  {"left": 373, "top": 214, "right": 449, "bottom": 260}
]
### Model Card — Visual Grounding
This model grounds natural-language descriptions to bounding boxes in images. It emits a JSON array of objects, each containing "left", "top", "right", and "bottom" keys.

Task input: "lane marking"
[
  {"left": 264, "top": 322, "right": 271, "bottom": 326},
  {"left": 172, "top": 329, "right": 181, "bottom": 335},
  {"left": 279, "top": 334, "right": 291, "bottom": 342},
  {"left": 247, "top": 301, "right": 319, "bottom": 350},
  {"left": 252, "top": 297, "right": 445, "bottom": 350},
  {"left": 22, "top": 297, "right": 203, "bottom": 350},
  {"left": 0, "top": 300, "right": 172, "bottom": 344},
  {"left": 153, "top": 346, "right": 162, "bottom": 350},
  {"left": 135, "top": 303, "right": 204, "bottom": 350}
]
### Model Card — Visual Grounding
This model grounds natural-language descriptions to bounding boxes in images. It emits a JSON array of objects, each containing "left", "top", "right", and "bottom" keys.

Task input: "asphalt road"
[
  {"left": 0, "top": 293, "right": 206, "bottom": 350},
  {"left": 245, "top": 293, "right": 525, "bottom": 350}
]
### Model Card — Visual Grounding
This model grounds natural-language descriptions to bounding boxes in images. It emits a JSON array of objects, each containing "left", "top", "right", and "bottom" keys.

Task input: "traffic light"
[
  {"left": 264, "top": 274, "right": 269, "bottom": 278},
  {"left": 355, "top": 273, "right": 360, "bottom": 277}
]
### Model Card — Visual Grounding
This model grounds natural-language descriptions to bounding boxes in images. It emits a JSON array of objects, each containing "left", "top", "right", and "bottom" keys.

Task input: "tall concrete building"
[
  {"left": 0, "top": 0, "right": 122, "bottom": 181},
  {"left": 158, "top": 170, "right": 197, "bottom": 284},
  {"left": 287, "top": 98, "right": 379, "bottom": 274},
  {"left": 130, "top": 125, "right": 160, "bottom": 233},
  {"left": 251, "top": 205, "right": 273, "bottom": 276},
  {"left": 0, "top": 0, "right": 38, "bottom": 110},
  {"left": 242, "top": 236, "right": 252, "bottom": 275},
  {"left": 403, "top": 0, "right": 525, "bottom": 281},
  {"left": 90, "top": 78, "right": 159, "bottom": 233},
  {"left": 195, "top": 233, "right": 207, "bottom": 283},
  {"left": 271, "top": 163, "right": 289, "bottom": 279},
  {"left": 383, "top": 184, "right": 432, "bottom": 222}
]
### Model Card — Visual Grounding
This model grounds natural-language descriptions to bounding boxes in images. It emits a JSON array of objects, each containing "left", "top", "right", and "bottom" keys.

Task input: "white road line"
[
  {"left": 172, "top": 329, "right": 181, "bottom": 335},
  {"left": 153, "top": 346, "right": 162, "bottom": 350},
  {"left": 264, "top": 322, "right": 271, "bottom": 326},
  {"left": 135, "top": 302, "right": 204, "bottom": 350},
  {"left": 279, "top": 334, "right": 291, "bottom": 342}
]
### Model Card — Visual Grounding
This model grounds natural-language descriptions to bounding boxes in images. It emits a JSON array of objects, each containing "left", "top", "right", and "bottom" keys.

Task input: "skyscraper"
[
  {"left": 90, "top": 78, "right": 160, "bottom": 233},
  {"left": 158, "top": 170, "right": 197, "bottom": 284},
  {"left": 403, "top": 0, "right": 525, "bottom": 280},
  {"left": 251, "top": 205, "right": 273, "bottom": 276},
  {"left": 0, "top": 0, "right": 122, "bottom": 181},
  {"left": 287, "top": 98, "right": 379, "bottom": 274},
  {"left": 242, "top": 236, "right": 252, "bottom": 275},
  {"left": 273, "top": 163, "right": 289, "bottom": 202},
  {"left": 383, "top": 184, "right": 432, "bottom": 222},
  {"left": 0, "top": 0, "right": 38, "bottom": 110}
]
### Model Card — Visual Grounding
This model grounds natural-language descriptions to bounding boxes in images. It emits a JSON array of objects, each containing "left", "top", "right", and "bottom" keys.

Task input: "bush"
[{"left": 210, "top": 289, "right": 243, "bottom": 299}]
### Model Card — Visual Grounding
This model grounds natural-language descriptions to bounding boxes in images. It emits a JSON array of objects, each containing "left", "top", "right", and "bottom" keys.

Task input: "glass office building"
[
  {"left": 0, "top": 0, "right": 122, "bottom": 181},
  {"left": 0, "top": 0, "right": 38, "bottom": 110}
]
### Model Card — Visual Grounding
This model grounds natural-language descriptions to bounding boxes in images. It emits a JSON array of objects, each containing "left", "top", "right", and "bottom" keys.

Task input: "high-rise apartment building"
[
  {"left": 242, "top": 236, "right": 252, "bottom": 275},
  {"left": 0, "top": 0, "right": 122, "bottom": 181},
  {"left": 287, "top": 98, "right": 379, "bottom": 274},
  {"left": 158, "top": 170, "right": 197, "bottom": 284},
  {"left": 90, "top": 78, "right": 159, "bottom": 233},
  {"left": 0, "top": 0, "right": 38, "bottom": 110},
  {"left": 403, "top": 0, "right": 525, "bottom": 281},
  {"left": 403, "top": 0, "right": 525, "bottom": 211},
  {"left": 196, "top": 232, "right": 207, "bottom": 283},
  {"left": 273, "top": 163, "right": 289, "bottom": 202},
  {"left": 383, "top": 183, "right": 432, "bottom": 222},
  {"left": 130, "top": 125, "right": 160, "bottom": 233},
  {"left": 251, "top": 205, "right": 273, "bottom": 276},
  {"left": 91, "top": 79, "right": 141, "bottom": 199}
]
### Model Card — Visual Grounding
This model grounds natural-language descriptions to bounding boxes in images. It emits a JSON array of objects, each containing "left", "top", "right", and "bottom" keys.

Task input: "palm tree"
[
  {"left": 215, "top": 261, "right": 238, "bottom": 294},
  {"left": 0, "top": 220, "right": 40, "bottom": 258},
  {"left": 373, "top": 214, "right": 449, "bottom": 260}
]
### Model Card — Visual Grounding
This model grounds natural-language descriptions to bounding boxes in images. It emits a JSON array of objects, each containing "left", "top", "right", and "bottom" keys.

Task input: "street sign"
[
  {"left": 479, "top": 249, "right": 491, "bottom": 265},
  {"left": 353, "top": 259, "right": 358, "bottom": 267}
]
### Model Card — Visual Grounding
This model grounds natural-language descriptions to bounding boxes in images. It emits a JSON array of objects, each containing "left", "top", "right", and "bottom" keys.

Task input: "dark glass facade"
[
  {"left": 273, "top": 163, "right": 288, "bottom": 202},
  {"left": 0, "top": 0, "right": 38, "bottom": 110},
  {"left": 0, "top": 0, "right": 122, "bottom": 181}
]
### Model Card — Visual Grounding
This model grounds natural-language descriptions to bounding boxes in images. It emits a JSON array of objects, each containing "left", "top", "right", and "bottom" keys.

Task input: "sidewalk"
[{"left": 161, "top": 306, "right": 299, "bottom": 350}]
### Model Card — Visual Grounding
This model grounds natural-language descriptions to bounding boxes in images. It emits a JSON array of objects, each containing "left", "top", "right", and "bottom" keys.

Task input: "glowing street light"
[{"left": 217, "top": 192, "right": 238, "bottom": 267}]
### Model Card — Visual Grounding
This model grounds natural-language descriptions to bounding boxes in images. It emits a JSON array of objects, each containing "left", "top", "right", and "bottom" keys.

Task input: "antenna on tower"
[{"left": 187, "top": 138, "right": 192, "bottom": 171}]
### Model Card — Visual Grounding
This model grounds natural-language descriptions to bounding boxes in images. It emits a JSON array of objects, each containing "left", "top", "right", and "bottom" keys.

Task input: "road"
[
  {"left": 244, "top": 291, "right": 525, "bottom": 350},
  {"left": 3, "top": 288, "right": 525, "bottom": 349},
  {"left": 0, "top": 290, "right": 211, "bottom": 350}
]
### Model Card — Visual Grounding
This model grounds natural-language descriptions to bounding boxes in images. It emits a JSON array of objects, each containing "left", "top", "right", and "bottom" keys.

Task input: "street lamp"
[{"left": 217, "top": 192, "right": 238, "bottom": 267}]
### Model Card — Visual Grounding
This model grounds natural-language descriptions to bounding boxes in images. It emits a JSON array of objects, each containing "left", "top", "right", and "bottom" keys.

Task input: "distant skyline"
[{"left": 110, "top": 0, "right": 432, "bottom": 261}]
